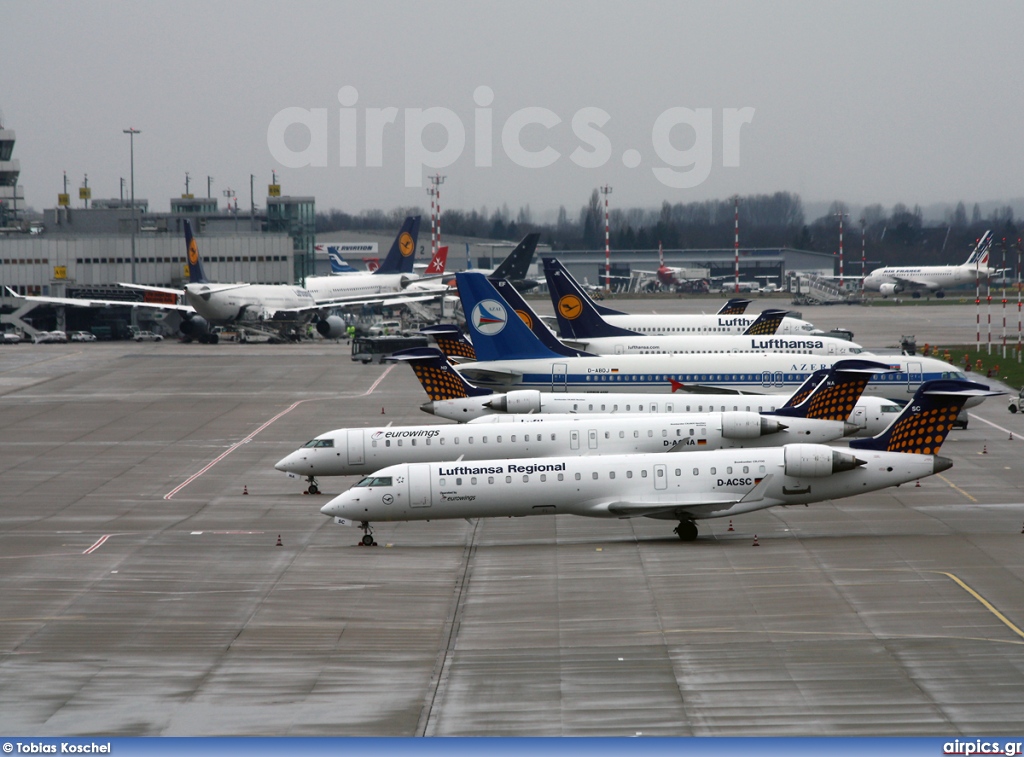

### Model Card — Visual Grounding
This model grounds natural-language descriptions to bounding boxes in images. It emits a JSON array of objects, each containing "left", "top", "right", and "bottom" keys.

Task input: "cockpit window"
[
  {"left": 302, "top": 438, "right": 335, "bottom": 448},
  {"left": 881, "top": 404, "right": 901, "bottom": 414},
  {"left": 849, "top": 347, "right": 862, "bottom": 354},
  {"left": 354, "top": 476, "right": 393, "bottom": 488}
]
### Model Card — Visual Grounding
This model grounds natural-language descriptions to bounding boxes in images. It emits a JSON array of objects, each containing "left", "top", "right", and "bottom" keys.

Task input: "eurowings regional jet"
[
  {"left": 320, "top": 380, "right": 995, "bottom": 545},
  {"left": 453, "top": 272, "right": 974, "bottom": 401}
]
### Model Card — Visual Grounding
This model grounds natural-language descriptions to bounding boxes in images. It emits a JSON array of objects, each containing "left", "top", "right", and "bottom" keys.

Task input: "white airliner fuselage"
[
  {"left": 275, "top": 411, "right": 854, "bottom": 479},
  {"left": 864, "top": 263, "right": 1000, "bottom": 297},
  {"left": 565, "top": 333, "right": 865, "bottom": 357},
  {"left": 182, "top": 283, "right": 316, "bottom": 321},
  {"left": 596, "top": 313, "right": 821, "bottom": 336}
]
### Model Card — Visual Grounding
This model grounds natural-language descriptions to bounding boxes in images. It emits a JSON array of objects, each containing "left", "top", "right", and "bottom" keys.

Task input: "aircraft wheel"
[
  {"left": 361, "top": 533, "right": 375, "bottom": 547},
  {"left": 307, "top": 484, "right": 319, "bottom": 495},
  {"left": 936, "top": 291, "right": 945, "bottom": 299},
  {"left": 912, "top": 291, "right": 921, "bottom": 299},
  {"left": 674, "top": 520, "right": 698, "bottom": 542}
]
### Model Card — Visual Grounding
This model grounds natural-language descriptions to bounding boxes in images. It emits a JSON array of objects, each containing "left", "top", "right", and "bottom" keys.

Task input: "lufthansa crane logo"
[
  {"left": 558, "top": 294, "right": 583, "bottom": 320},
  {"left": 471, "top": 299, "right": 507, "bottom": 335},
  {"left": 515, "top": 309, "right": 533, "bottom": 330},
  {"left": 399, "top": 232, "right": 415, "bottom": 257},
  {"left": 188, "top": 239, "right": 199, "bottom": 266},
  {"left": 382, "top": 494, "right": 394, "bottom": 505}
]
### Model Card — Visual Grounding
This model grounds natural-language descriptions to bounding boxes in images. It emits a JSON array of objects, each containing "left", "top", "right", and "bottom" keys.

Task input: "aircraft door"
[
  {"left": 907, "top": 361, "right": 922, "bottom": 394},
  {"left": 570, "top": 430, "right": 580, "bottom": 450},
  {"left": 828, "top": 341, "right": 836, "bottom": 355},
  {"left": 588, "top": 429, "right": 598, "bottom": 449},
  {"left": 552, "top": 363, "right": 568, "bottom": 392},
  {"left": 347, "top": 429, "right": 364, "bottom": 466},
  {"left": 614, "top": 344, "right": 624, "bottom": 355},
  {"left": 407, "top": 463, "right": 431, "bottom": 508},
  {"left": 654, "top": 464, "right": 668, "bottom": 490}
]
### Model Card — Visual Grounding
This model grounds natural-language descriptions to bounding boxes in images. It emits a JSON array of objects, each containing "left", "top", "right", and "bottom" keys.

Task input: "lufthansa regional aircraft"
[
  {"left": 863, "top": 231, "right": 1005, "bottom": 298},
  {"left": 320, "top": 380, "right": 995, "bottom": 545},
  {"left": 392, "top": 348, "right": 904, "bottom": 432},
  {"left": 275, "top": 357, "right": 874, "bottom": 492},
  {"left": 543, "top": 258, "right": 823, "bottom": 337},
  {"left": 452, "top": 272, "right": 972, "bottom": 400}
]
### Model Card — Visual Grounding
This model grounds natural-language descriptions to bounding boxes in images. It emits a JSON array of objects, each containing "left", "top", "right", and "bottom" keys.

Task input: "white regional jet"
[
  {"left": 320, "top": 380, "right": 995, "bottom": 545},
  {"left": 275, "top": 358, "right": 872, "bottom": 493},
  {"left": 863, "top": 231, "right": 1003, "bottom": 298},
  {"left": 543, "top": 258, "right": 823, "bottom": 337},
  {"left": 453, "top": 272, "right": 973, "bottom": 400},
  {"left": 393, "top": 348, "right": 904, "bottom": 433}
]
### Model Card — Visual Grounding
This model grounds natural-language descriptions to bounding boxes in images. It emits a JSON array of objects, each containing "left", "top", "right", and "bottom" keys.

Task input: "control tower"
[{"left": 0, "top": 115, "right": 24, "bottom": 229}]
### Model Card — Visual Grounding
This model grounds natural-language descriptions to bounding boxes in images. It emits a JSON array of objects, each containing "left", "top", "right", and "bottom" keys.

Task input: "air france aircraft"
[
  {"left": 540, "top": 265, "right": 866, "bottom": 356},
  {"left": 277, "top": 358, "right": 886, "bottom": 494},
  {"left": 453, "top": 272, "right": 972, "bottom": 400},
  {"left": 320, "top": 380, "right": 995, "bottom": 545},
  {"left": 543, "top": 258, "right": 824, "bottom": 337},
  {"left": 863, "top": 231, "right": 1005, "bottom": 298},
  {"left": 394, "top": 347, "right": 904, "bottom": 433}
]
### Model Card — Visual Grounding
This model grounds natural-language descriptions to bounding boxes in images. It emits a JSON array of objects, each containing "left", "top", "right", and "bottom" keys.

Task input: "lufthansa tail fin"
[
  {"left": 542, "top": 258, "right": 626, "bottom": 321},
  {"left": 456, "top": 271, "right": 564, "bottom": 362},
  {"left": 184, "top": 220, "right": 209, "bottom": 284},
  {"left": 850, "top": 380, "right": 999, "bottom": 454},
  {"left": 742, "top": 309, "right": 789, "bottom": 336},
  {"left": 543, "top": 257, "right": 636, "bottom": 339},
  {"left": 374, "top": 216, "right": 421, "bottom": 275},
  {"left": 771, "top": 360, "right": 895, "bottom": 421},
  {"left": 390, "top": 347, "right": 493, "bottom": 400},
  {"left": 420, "top": 324, "right": 477, "bottom": 361},
  {"left": 717, "top": 298, "right": 752, "bottom": 315},
  {"left": 490, "top": 278, "right": 592, "bottom": 357},
  {"left": 491, "top": 233, "right": 540, "bottom": 282}
]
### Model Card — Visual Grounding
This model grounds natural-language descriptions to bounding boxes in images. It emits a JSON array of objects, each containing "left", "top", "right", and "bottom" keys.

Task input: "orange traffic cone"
[
  {"left": 752, "top": 534, "right": 760, "bottom": 547},
  {"left": 243, "top": 485, "right": 249, "bottom": 495},
  {"left": 276, "top": 534, "right": 282, "bottom": 547},
  {"left": 982, "top": 445, "right": 988, "bottom": 454},
  {"left": 915, "top": 480, "right": 921, "bottom": 487},
  {"left": 381, "top": 407, "right": 385, "bottom": 414},
  {"left": 727, "top": 519, "right": 734, "bottom": 532}
]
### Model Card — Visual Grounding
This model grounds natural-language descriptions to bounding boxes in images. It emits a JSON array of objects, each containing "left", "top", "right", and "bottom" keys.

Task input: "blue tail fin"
[
  {"left": 456, "top": 272, "right": 563, "bottom": 362},
  {"left": 324, "top": 246, "right": 360, "bottom": 273},
  {"left": 771, "top": 360, "right": 894, "bottom": 421},
  {"left": 374, "top": 216, "right": 421, "bottom": 275},
  {"left": 742, "top": 309, "right": 788, "bottom": 336},
  {"left": 850, "top": 380, "right": 998, "bottom": 454},
  {"left": 542, "top": 258, "right": 626, "bottom": 321},
  {"left": 184, "top": 220, "right": 208, "bottom": 283},
  {"left": 491, "top": 233, "right": 540, "bottom": 281},
  {"left": 717, "top": 298, "right": 752, "bottom": 315},
  {"left": 542, "top": 258, "right": 637, "bottom": 339},
  {"left": 420, "top": 324, "right": 477, "bottom": 361},
  {"left": 390, "top": 347, "right": 493, "bottom": 399},
  {"left": 490, "top": 278, "right": 591, "bottom": 357}
]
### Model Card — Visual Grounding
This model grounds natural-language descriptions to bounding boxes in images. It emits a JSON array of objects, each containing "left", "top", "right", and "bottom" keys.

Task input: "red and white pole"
[
  {"left": 838, "top": 213, "right": 845, "bottom": 288},
  {"left": 599, "top": 184, "right": 613, "bottom": 292},
  {"left": 733, "top": 195, "right": 740, "bottom": 294},
  {"left": 426, "top": 187, "right": 436, "bottom": 257},
  {"left": 429, "top": 174, "right": 446, "bottom": 256},
  {"left": 860, "top": 219, "right": 866, "bottom": 298}
]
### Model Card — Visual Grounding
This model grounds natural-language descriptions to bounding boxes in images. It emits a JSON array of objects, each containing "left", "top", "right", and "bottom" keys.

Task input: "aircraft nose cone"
[
  {"left": 933, "top": 455, "right": 954, "bottom": 474},
  {"left": 275, "top": 453, "right": 301, "bottom": 473}
]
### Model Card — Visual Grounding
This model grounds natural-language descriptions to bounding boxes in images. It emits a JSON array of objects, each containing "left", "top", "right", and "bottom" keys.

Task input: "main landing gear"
[
  {"left": 358, "top": 521, "right": 377, "bottom": 547},
  {"left": 305, "top": 476, "right": 320, "bottom": 495},
  {"left": 674, "top": 520, "right": 698, "bottom": 542}
]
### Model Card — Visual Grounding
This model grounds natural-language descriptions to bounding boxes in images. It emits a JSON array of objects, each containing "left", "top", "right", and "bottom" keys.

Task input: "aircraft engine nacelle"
[
  {"left": 400, "top": 275, "right": 416, "bottom": 289},
  {"left": 179, "top": 314, "right": 209, "bottom": 338},
  {"left": 721, "top": 411, "right": 786, "bottom": 439},
  {"left": 879, "top": 282, "right": 902, "bottom": 296},
  {"left": 316, "top": 315, "right": 347, "bottom": 339},
  {"left": 486, "top": 390, "right": 542, "bottom": 413},
  {"left": 784, "top": 444, "right": 865, "bottom": 478}
]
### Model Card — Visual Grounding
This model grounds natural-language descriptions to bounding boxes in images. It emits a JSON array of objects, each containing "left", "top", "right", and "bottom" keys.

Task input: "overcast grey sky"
[{"left": 4, "top": 0, "right": 1022, "bottom": 219}]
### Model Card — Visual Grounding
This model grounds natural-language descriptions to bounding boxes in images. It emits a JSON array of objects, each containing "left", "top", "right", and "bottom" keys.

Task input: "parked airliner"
[
  {"left": 863, "top": 231, "right": 1003, "bottom": 298},
  {"left": 320, "top": 380, "right": 994, "bottom": 545}
]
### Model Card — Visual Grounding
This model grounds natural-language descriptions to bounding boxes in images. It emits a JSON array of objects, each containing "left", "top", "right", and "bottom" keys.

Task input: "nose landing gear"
[
  {"left": 358, "top": 521, "right": 377, "bottom": 547},
  {"left": 305, "top": 476, "right": 320, "bottom": 495}
]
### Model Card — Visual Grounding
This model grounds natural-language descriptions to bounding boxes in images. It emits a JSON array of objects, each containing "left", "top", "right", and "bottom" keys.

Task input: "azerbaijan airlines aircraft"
[
  {"left": 320, "top": 380, "right": 995, "bottom": 545},
  {"left": 543, "top": 258, "right": 823, "bottom": 337},
  {"left": 863, "top": 231, "right": 1003, "bottom": 298},
  {"left": 276, "top": 357, "right": 874, "bottom": 493},
  {"left": 452, "top": 272, "right": 972, "bottom": 400},
  {"left": 393, "top": 348, "right": 904, "bottom": 432}
]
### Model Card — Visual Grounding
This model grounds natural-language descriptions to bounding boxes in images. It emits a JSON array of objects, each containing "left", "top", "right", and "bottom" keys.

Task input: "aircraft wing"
[
  {"left": 604, "top": 474, "right": 776, "bottom": 519},
  {"left": 6, "top": 287, "right": 195, "bottom": 313},
  {"left": 308, "top": 291, "right": 444, "bottom": 310},
  {"left": 117, "top": 283, "right": 185, "bottom": 296}
]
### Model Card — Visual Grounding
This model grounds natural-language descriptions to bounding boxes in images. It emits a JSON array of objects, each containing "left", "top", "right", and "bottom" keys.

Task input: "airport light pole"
[
  {"left": 599, "top": 184, "right": 612, "bottom": 292},
  {"left": 429, "top": 174, "right": 446, "bottom": 254},
  {"left": 733, "top": 195, "right": 740, "bottom": 294},
  {"left": 426, "top": 186, "right": 437, "bottom": 256},
  {"left": 123, "top": 128, "right": 140, "bottom": 285}
]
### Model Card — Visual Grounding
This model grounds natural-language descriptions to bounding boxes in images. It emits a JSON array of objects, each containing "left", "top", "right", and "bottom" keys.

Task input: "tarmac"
[{"left": 1, "top": 300, "right": 1023, "bottom": 736}]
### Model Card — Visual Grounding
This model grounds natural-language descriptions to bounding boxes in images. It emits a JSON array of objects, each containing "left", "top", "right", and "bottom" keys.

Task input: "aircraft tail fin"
[
  {"left": 742, "top": 309, "right": 789, "bottom": 336},
  {"left": 772, "top": 360, "right": 894, "bottom": 421},
  {"left": 374, "top": 216, "right": 421, "bottom": 275},
  {"left": 491, "top": 278, "right": 592, "bottom": 357},
  {"left": 323, "top": 245, "right": 361, "bottom": 274},
  {"left": 183, "top": 220, "right": 209, "bottom": 284},
  {"left": 456, "top": 271, "right": 564, "bottom": 362},
  {"left": 964, "top": 230, "right": 993, "bottom": 266},
  {"left": 390, "top": 347, "right": 492, "bottom": 399},
  {"left": 542, "top": 257, "right": 638, "bottom": 338},
  {"left": 491, "top": 233, "right": 540, "bottom": 281},
  {"left": 420, "top": 324, "right": 477, "bottom": 361},
  {"left": 542, "top": 257, "right": 626, "bottom": 321},
  {"left": 850, "top": 380, "right": 998, "bottom": 454},
  {"left": 717, "top": 298, "right": 752, "bottom": 315},
  {"left": 423, "top": 245, "right": 449, "bottom": 275}
]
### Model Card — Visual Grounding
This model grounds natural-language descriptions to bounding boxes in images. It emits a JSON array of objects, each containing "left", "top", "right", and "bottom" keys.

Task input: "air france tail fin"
[
  {"left": 183, "top": 220, "right": 209, "bottom": 284},
  {"left": 742, "top": 309, "right": 789, "bottom": 336},
  {"left": 490, "top": 278, "right": 592, "bottom": 357},
  {"left": 717, "top": 298, "right": 752, "bottom": 315},
  {"left": 491, "top": 233, "right": 540, "bottom": 281},
  {"left": 771, "top": 360, "right": 894, "bottom": 421},
  {"left": 374, "top": 216, "right": 421, "bottom": 275},
  {"left": 542, "top": 258, "right": 626, "bottom": 320},
  {"left": 543, "top": 257, "right": 636, "bottom": 338},
  {"left": 456, "top": 271, "right": 563, "bottom": 362},
  {"left": 420, "top": 324, "right": 477, "bottom": 361},
  {"left": 850, "top": 380, "right": 998, "bottom": 454},
  {"left": 390, "top": 347, "right": 493, "bottom": 400},
  {"left": 964, "top": 230, "right": 993, "bottom": 266},
  {"left": 423, "top": 245, "right": 449, "bottom": 276}
]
